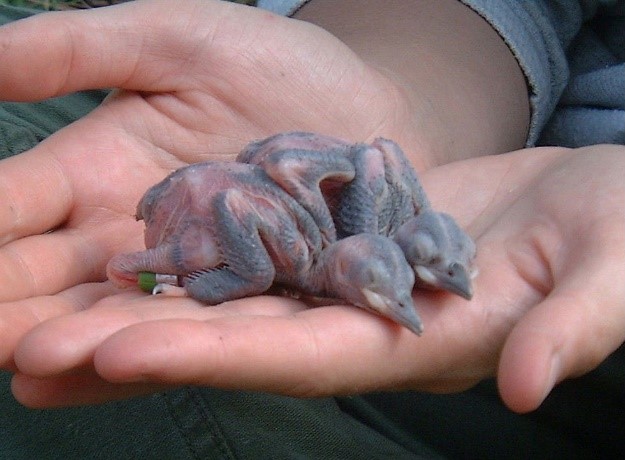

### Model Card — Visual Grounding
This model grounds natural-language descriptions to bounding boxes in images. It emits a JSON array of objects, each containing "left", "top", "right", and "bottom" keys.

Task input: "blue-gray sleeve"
[
  {"left": 460, "top": 0, "right": 624, "bottom": 147},
  {"left": 258, "top": 0, "right": 625, "bottom": 147},
  {"left": 256, "top": 0, "right": 308, "bottom": 15}
]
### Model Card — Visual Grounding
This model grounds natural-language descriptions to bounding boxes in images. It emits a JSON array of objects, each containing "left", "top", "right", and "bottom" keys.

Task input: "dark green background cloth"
[{"left": 1, "top": 5, "right": 624, "bottom": 459}]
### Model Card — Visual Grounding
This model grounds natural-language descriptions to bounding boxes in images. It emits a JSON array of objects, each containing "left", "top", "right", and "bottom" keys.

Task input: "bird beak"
[
  {"left": 416, "top": 262, "right": 473, "bottom": 300},
  {"left": 361, "top": 289, "right": 424, "bottom": 336}
]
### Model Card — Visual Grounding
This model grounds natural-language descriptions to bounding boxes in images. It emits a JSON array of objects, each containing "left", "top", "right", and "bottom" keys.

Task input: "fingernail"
[{"left": 540, "top": 354, "right": 561, "bottom": 404}]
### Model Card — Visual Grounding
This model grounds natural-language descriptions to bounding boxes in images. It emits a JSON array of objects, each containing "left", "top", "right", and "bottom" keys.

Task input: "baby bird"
[
  {"left": 238, "top": 131, "right": 476, "bottom": 299},
  {"left": 107, "top": 161, "right": 423, "bottom": 335}
]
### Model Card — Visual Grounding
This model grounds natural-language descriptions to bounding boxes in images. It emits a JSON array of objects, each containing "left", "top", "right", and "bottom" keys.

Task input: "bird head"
[
  {"left": 394, "top": 211, "right": 476, "bottom": 300},
  {"left": 328, "top": 234, "right": 423, "bottom": 335}
]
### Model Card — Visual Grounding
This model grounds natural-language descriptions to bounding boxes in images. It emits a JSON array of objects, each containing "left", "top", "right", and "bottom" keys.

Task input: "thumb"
[
  {"left": 498, "top": 241, "right": 625, "bottom": 413},
  {"left": 0, "top": 0, "right": 271, "bottom": 99}
]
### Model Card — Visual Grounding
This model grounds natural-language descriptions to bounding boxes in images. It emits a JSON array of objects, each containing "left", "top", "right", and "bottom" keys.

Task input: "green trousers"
[{"left": 1, "top": 5, "right": 623, "bottom": 459}]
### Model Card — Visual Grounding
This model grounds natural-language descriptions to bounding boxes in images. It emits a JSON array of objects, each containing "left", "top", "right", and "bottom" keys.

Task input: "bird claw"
[{"left": 152, "top": 283, "right": 188, "bottom": 297}]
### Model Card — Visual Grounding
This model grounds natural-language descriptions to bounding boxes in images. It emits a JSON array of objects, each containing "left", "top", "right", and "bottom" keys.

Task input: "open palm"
[{"left": 0, "top": 0, "right": 422, "bottom": 358}]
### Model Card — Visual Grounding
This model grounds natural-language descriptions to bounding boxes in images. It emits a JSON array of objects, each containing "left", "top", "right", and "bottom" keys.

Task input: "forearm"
[{"left": 294, "top": 0, "right": 530, "bottom": 165}]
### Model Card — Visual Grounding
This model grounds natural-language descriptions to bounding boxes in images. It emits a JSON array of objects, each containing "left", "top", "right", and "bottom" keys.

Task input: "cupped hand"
[
  {"left": 7, "top": 144, "right": 625, "bottom": 415},
  {"left": 425, "top": 145, "right": 625, "bottom": 412},
  {"left": 0, "top": 0, "right": 427, "bottom": 293},
  {"left": 0, "top": 0, "right": 429, "bottom": 371}
]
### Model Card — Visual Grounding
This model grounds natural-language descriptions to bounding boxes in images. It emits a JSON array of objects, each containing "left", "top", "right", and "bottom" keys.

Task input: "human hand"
[
  {"left": 7, "top": 145, "right": 625, "bottom": 414},
  {"left": 0, "top": 0, "right": 437, "bottom": 370}
]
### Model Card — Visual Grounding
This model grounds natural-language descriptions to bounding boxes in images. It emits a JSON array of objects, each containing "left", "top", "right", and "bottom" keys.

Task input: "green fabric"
[
  {"left": 0, "top": 371, "right": 439, "bottom": 459},
  {"left": 0, "top": 372, "right": 195, "bottom": 460},
  {"left": 0, "top": 91, "right": 108, "bottom": 159}
]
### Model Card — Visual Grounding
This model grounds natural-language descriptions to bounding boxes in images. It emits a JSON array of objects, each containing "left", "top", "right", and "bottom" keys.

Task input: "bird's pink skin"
[
  {"left": 107, "top": 160, "right": 422, "bottom": 334},
  {"left": 238, "top": 132, "right": 476, "bottom": 299}
]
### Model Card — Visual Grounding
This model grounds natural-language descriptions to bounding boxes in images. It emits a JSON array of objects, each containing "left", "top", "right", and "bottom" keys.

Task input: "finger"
[
  {"left": 11, "top": 371, "right": 166, "bottom": 408},
  {"left": 498, "top": 228, "right": 625, "bottom": 413},
  {"left": 13, "top": 294, "right": 308, "bottom": 377},
  {"left": 0, "top": 282, "right": 115, "bottom": 369},
  {"left": 0, "top": 1, "right": 179, "bottom": 99},
  {"left": 0, "top": 115, "right": 163, "bottom": 247},
  {"left": 0, "top": 150, "right": 72, "bottom": 245},
  {"left": 0, "top": 0, "right": 275, "bottom": 100},
  {"left": 0, "top": 120, "right": 155, "bottom": 298},
  {"left": 92, "top": 307, "right": 430, "bottom": 397},
  {"left": 0, "top": 208, "right": 142, "bottom": 301}
]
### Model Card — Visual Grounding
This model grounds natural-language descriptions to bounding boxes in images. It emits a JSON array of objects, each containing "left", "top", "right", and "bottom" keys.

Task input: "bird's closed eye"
[{"left": 428, "top": 256, "right": 442, "bottom": 266}]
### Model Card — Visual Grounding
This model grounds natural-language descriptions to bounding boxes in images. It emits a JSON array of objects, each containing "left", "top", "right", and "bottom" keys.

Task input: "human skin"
[
  {"left": 0, "top": 0, "right": 622, "bottom": 414},
  {"left": 294, "top": 0, "right": 530, "bottom": 164}
]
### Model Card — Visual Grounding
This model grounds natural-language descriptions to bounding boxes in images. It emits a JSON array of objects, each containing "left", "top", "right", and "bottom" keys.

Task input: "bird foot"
[{"left": 152, "top": 283, "right": 188, "bottom": 297}]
